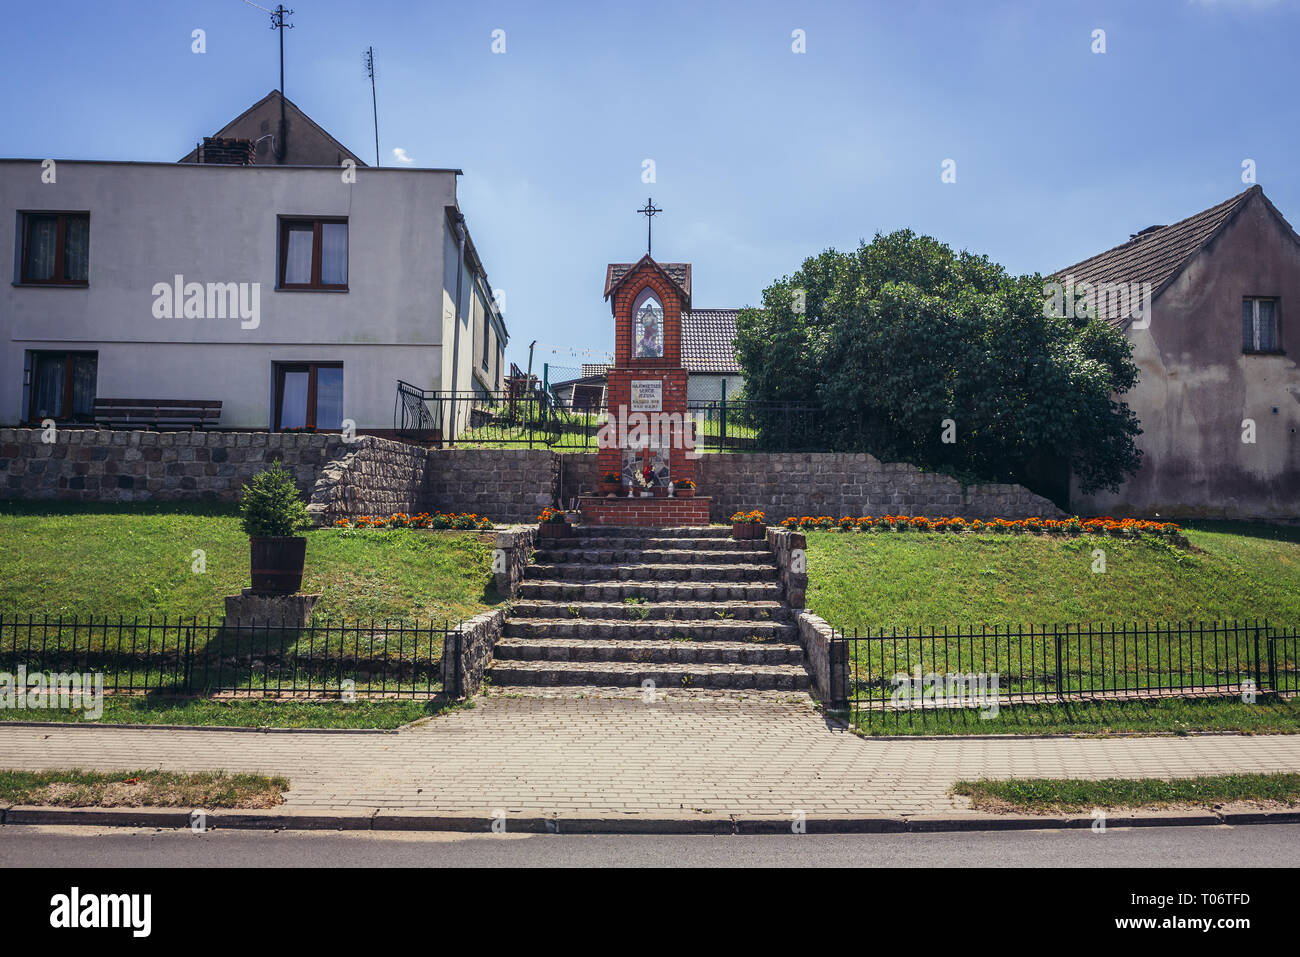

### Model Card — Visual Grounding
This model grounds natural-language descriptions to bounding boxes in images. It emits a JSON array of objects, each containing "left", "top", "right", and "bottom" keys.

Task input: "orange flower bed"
[
  {"left": 778, "top": 514, "right": 1183, "bottom": 539},
  {"left": 333, "top": 511, "right": 492, "bottom": 530}
]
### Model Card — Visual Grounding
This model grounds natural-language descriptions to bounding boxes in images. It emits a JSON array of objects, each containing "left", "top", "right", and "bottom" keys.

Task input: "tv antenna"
[{"left": 364, "top": 47, "right": 380, "bottom": 167}]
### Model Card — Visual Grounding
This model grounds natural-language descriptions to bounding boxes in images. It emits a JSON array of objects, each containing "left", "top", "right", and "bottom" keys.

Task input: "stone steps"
[
  {"left": 486, "top": 659, "right": 811, "bottom": 691},
  {"left": 539, "top": 536, "right": 768, "bottom": 552},
  {"left": 502, "top": 617, "right": 797, "bottom": 642},
  {"left": 532, "top": 548, "right": 767, "bottom": 565},
  {"left": 494, "top": 637, "right": 804, "bottom": 666},
  {"left": 569, "top": 525, "right": 734, "bottom": 539},
  {"left": 506, "top": 599, "right": 790, "bottom": 622},
  {"left": 516, "top": 581, "right": 784, "bottom": 602},
  {"left": 524, "top": 563, "right": 777, "bottom": 582},
  {"left": 486, "top": 523, "right": 811, "bottom": 698}
]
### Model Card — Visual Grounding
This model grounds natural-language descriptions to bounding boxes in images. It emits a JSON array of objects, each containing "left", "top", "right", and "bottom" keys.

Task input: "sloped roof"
[
  {"left": 179, "top": 90, "right": 367, "bottom": 167},
  {"left": 581, "top": 363, "right": 611, "bottom": 378},
  {"left": 604, "top": 255, "right": 692, "bottom": 306},
  {"left": 682, "top": 309, "right": 741, "bottom": 373},
  {"left": 1051, "top": 186, "right": 1286, "bottom": 322}
]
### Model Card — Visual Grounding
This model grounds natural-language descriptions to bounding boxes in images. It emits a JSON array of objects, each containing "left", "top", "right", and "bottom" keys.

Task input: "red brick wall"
[
  {"left": 610, "top": 263, "right": 683, "bottom": 368},
  {"left": 578, "top": 495, "right": 710, "bottom": 526}
]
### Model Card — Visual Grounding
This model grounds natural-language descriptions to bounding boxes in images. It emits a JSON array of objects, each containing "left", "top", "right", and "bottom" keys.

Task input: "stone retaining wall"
[
  {"left": 305, "top": 437, "right": 433, "bottom": 525},
  {"left": 441, "top": 607, "right": 507, "bottom": 699},
  {"left": 766, "top": 526, "right": 809, "bottom": 608},
  {"left": 0, "top": 427, "right": 347, "bottom": 502},
  {"left": 796, "top": 611, "right": 849, "bottom": 708},
  {"left": 423, "top": 449, "right": 558, "bottom": 524},
  {"left": 1, "top": 431, "right": 1059, "bottom": 524},
  {"left": 561, "top": 451, "right": 1061, "bottom": 520}
]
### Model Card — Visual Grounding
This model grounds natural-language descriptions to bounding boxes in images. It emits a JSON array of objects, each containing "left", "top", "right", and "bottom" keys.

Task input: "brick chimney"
[{"left": 197, "top": 137, "right": 257, "bottom": 165}]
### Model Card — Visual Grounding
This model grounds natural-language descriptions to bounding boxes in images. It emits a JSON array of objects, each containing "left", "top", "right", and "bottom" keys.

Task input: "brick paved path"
[{"left": 2, "top": 694, "right": 1299, "bottom": 816}]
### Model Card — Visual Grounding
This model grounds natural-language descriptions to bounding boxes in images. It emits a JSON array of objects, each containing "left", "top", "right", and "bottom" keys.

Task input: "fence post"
[
  {"left": 1054, "top": 625, "right": 1064, "bottom": 701},
  {"left": 720, "top": 379, "right": 727, "bottom": 450},
  {"left": 183, "top": 625, "right": 193, "bottom": 694},
  {"left": 1254, "top": 622, "right": 1263, "bottom": 694},
  {"left": 1267, "top": 629, "right": 1277, "bottom": 693}
]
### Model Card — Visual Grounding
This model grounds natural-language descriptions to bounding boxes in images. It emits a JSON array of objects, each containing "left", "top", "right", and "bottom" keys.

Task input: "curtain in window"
[
  {"left": 24, "top": 215, "right": 57, "bottom": 281},
  {"left": 279, "top": 370, "right": 309, "bottom": 428},
  {"left": 284, "top": 226, "right": 314, "bottom": 284},
  {"left": 72, "top": 354, "right": 97, "bottom": 416},
  {"left": 320, "top": 223, "right": 348, "bottom": 285},
  {"left": 1258, "top": 300, "right": 1277, "bottom": 352},
  {"left": 1243, "top": 300, "right": 1255, "bottom": 350},
  {"left": 33, "top": 354, "right": 64, "bottom": 418},
  {"left": 63, "top": 216, "right": 89, "bottom": 281},
  {"left": 315, "top": 367, "right": 344, "bottom": 429}
]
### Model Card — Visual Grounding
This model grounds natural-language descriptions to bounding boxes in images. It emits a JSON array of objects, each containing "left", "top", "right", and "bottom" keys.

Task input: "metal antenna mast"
[
  {"left": 270, "top": 5, "right": 294, "bottom": 161},
  {"left": 364, "top": 47, "right": 380, "bottom": 167}
]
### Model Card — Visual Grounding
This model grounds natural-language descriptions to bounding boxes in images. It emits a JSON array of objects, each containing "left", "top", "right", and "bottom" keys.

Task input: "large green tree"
[{"left": 733, "top": 230, "right": 1142, "bottom": 495}]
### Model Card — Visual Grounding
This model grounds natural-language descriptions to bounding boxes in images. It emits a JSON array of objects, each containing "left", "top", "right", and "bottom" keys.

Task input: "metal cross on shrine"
[{"left": 636, "top": 197, "right": 662, "bottom": 255}]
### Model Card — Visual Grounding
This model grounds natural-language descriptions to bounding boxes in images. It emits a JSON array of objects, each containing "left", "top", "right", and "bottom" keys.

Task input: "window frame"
[
  {"left": 26, "top": 350, "right": 98, "bottom": 422},
  {"left": 18, "top": 211, "right": 90, "bottom": 286},
  {"left": 1242, "top": 297, "right": 1283, "bottom": 355},
  {"left": 272, "top": 362, "right": 343, "bottom": 431},
  {"left": 277, "top": 217, "right": 349, "bottom": 291}
]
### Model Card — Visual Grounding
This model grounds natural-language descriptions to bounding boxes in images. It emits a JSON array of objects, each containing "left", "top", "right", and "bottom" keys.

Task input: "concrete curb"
[{"left": 2, "top": 805, "right": 1296, "bottom": 834}]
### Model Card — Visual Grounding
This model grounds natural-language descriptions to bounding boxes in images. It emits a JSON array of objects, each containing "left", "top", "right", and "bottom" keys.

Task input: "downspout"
[{"left": 448, "top": 211, "right": 466, "bottom": 443}]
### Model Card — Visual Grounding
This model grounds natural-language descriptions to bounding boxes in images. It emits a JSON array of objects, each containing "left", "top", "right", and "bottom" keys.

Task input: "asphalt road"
[{"left": 1, "top": 823, "right": 1297, "bottom": 867}]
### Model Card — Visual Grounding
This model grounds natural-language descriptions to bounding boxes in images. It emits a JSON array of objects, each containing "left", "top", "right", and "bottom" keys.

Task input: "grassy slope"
[
  {"left": 807, "top": 522, "right": 1300, "bottom": 630},
  {"left": 0, "top": 502, "right": 499, "bottom": 623}
]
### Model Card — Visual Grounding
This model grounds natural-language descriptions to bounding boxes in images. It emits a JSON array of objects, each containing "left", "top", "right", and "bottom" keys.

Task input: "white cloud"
[{"left": 392, "top": 147, "right": 415, "bottom": 164}]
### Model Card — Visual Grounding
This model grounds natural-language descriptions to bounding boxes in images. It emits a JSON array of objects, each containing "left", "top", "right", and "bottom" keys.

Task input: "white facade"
[{"left": 1, "top": 159, "right": 507, "bottom": 430}]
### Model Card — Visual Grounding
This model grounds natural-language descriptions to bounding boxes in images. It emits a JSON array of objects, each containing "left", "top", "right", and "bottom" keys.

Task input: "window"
[
  {"left": 274, "top": 363, "right": 343, "bottom": 430},
  {"left": 632, "top": 287, "right": 664, "bottom": 358},
  {"left": 20, "top": 212, "right": 89, "bottom": 285},
  {"left": 26, "top": 351, "right": 97, "bottom": 421},
  {"left": 279, "top": 219, "right": 348, "bottom": 289},
  {"left": 1242, "top": 298, "right": 1281, "bottom": 353}
]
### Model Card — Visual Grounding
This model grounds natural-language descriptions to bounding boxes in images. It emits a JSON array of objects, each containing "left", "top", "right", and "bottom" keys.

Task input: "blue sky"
[{"left": 3, "top": 0, "right": 1296, "bottom": 374}]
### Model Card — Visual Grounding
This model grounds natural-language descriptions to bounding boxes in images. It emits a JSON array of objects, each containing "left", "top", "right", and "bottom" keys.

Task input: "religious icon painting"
[{"left": 632, "top": 288, "right": 664, "bottom": 359}]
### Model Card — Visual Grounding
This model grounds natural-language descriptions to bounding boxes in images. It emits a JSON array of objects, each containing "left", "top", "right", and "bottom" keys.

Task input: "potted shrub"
[
  {"left": 674, "top": 478, "right": 696, "bottom": 498},
  {"left": 730, "top": 510, "right": 765, "bottom": 540},
  {"left": 598, "top": 471, "right": 621, "bottom": 497},
  {"left": 239, "top": 461, "right": 312, "bottom": 594},
  {"left": 538, "top": 506, "right": 569, "bottom": 540}
]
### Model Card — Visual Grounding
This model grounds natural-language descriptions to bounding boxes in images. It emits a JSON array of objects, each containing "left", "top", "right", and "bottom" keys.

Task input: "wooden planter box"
[
  {"left": 732, "top": 522, "right": 763, "bottom": 540},
  {"left": 538, "top": 522, "right": 569, "bottom": 539}
]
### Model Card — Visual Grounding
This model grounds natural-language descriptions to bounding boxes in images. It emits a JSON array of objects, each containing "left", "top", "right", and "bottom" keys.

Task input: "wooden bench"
[{"left": 93, "top": 398, "right": 222, "bottom": 431}]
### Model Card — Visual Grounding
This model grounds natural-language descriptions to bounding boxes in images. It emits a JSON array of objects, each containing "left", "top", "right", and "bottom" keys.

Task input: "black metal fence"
[
  {"left": 833, "top": 620, "right": 1299, "bottom": 724},
  {"left": 0, "top": 614, "right": 449, "bottom": 698},
  {"left": 395, "top": 380, "right": 821, "bottom": 452}
]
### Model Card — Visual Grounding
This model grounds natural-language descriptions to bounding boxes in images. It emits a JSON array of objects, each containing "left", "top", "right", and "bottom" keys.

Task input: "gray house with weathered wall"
[{"left": 1057, "top": 185, "right": 1299, "bottom": 519}]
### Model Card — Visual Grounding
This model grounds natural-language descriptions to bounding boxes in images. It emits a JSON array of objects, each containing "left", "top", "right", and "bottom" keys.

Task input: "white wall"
[{"left": 0, "top": 160, "right": 462, "bottom": 428}]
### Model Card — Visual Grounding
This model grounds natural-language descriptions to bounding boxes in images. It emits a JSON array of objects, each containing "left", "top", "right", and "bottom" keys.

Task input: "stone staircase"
[{"left": 486, "top": 526, "right": 811, "bottom": 694}]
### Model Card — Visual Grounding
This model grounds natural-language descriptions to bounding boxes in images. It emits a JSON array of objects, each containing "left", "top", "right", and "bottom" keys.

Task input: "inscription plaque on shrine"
[{"left": 630, "top": 380, "right": 663, "bottom": 412}]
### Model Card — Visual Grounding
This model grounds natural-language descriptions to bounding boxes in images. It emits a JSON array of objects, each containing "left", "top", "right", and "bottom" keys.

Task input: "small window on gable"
[
  {"left": 1242, "top": 298, "right": 1280, "bottom": 353},
  {"left": 632, "top": 287, "right": 664, "bottom": 358}
]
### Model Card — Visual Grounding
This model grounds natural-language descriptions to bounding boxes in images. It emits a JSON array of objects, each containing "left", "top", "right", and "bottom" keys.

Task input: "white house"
[{"left": 1, "top": 93, "right": 507, "bottom": 436}]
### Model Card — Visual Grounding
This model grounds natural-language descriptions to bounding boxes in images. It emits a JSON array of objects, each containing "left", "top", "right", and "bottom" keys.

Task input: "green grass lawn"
[
  {"left": 807, "top": 522, "right": 1300, "bottom": 629},
  {"left": 2, "top": 695, "right": 447, "bottom": 729},
  {"left": 0, "top": 501, "right": 500, "bottom": 623},
  {"left": 810, "top": 522, "right": 1300, "bottom": 733},
  {"left": 851, "top": 695, "right": 1300, "bottom": 736},
  {"left": 952, "top": 771, "right": 1300, "bottom": 813}
]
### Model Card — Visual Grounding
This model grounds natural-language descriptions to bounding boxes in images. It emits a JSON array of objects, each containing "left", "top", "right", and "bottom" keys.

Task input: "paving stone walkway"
[{"left": 2, "top": 693, "right": 1299, "bottom": 817}]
